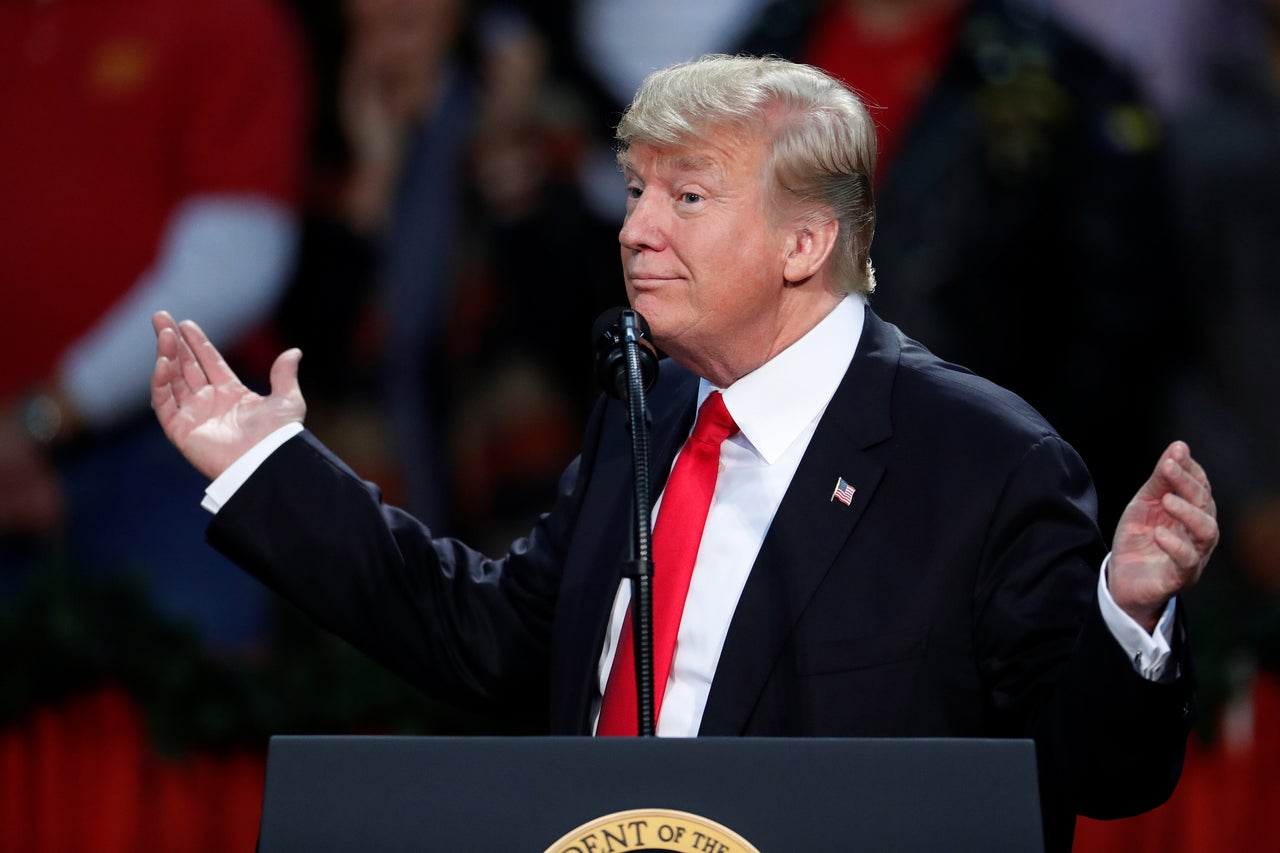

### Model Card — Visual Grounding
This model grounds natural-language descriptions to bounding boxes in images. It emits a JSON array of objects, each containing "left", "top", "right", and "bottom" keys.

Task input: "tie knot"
[{"left": 691, "top": 391, "right": 739, "bottom": 446}]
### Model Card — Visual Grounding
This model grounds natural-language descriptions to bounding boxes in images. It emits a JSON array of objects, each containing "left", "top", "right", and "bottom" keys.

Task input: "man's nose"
[{"left": 619, "top": 195, "right": 666, "bottom": 253}]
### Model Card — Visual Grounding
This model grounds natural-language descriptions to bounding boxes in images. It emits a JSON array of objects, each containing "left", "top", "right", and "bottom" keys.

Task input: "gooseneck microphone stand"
[{"left": 593, "top": 308, "right": 659, "bottom": 736}]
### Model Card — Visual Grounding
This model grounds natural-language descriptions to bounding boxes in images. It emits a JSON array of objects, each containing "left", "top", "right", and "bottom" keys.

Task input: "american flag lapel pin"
[{"left": 830, "top": 477, "right": 856, "bottom": 506}]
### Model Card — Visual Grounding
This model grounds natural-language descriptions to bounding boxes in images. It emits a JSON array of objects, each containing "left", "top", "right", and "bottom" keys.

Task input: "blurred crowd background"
[{"left": 2, "top": 0, "right": 1278, "bottom": 849}]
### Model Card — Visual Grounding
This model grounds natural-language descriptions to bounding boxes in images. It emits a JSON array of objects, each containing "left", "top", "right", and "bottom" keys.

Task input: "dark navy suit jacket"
[{"left": 209, "top": 309, "right": 1192, "bottom": 851}]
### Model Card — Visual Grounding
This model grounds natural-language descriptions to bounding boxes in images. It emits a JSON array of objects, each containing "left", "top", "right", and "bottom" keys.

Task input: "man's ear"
[{"left": 783, "top": 217, "right": 839, "bottom": 284}]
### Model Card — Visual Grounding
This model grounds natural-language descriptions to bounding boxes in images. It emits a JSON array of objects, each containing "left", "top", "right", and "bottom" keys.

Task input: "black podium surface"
[{"left": 259, "top": 735, "right": 1044, "bottom": 851}]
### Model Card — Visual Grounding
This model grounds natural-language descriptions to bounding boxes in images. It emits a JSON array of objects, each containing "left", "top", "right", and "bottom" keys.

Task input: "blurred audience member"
[
  {"left": 344, "top": 0, "right": 479, "bottom": 530},
  {"left": 1049, "top": 0, "right": 1228, "bottom": 116},
  {"left": 1167, "top": 0, "right": 1280, "bottom": 713},
  {"left": 735, "top": 0, "right": 1183, "bottom": 532},
  {"left": 0, "top": 0, "right": 308, "bottom": 651},
  {"left": 278, "top": 0, "right": 591, "bottom": 548},
  {"left": 516, "top": 0, "right": 776, "bottom": 224}
]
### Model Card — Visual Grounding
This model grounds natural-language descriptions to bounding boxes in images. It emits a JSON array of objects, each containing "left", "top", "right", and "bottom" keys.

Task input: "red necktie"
[{"left": 597, "top": 391, "right": 739, "bottom": 735}]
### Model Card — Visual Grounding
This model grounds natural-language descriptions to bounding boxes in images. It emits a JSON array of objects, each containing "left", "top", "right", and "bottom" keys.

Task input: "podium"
[{"left": 258, "top": 736, "right": 1044, "bottom": 851}]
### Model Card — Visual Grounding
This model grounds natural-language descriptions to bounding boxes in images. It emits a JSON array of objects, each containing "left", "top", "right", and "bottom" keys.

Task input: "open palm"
[{"left": 151, "top": 311, "right": 305, "bottom": 480}]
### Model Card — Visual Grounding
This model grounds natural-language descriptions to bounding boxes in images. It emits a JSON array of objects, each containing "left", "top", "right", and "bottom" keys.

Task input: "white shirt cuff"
[
  {"left": 1097, "top": 553, "right": 1177, "bottom": 681},
  {"left": 201, "top": 422, "right": 305, "bottom": 514}
]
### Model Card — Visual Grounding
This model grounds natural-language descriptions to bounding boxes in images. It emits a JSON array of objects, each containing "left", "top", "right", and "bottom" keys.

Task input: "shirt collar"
[{"left": 698, "top": 295, "right": 865, "bottom": 464}]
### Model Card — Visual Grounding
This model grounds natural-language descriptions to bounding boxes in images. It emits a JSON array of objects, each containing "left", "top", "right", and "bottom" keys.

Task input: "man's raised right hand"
[{"left": 151, "top": 311, "right": 305, "bottom": 480}]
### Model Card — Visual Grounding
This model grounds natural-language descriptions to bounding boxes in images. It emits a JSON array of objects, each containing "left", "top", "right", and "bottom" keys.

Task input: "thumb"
[{"left": 269, "top": 348, "right": 304, "bottom": 401}]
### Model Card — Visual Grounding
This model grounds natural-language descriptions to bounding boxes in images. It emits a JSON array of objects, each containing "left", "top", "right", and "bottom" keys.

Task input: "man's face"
[{"left": 618, "top": 129, "right": 798, "bottom": 383}]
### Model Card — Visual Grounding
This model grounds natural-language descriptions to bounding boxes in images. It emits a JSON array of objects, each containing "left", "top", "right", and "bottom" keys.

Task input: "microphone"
[
  {"left": 592, "top": 307, "right": 659, "bottom": 401},
  {"left": 592, "top": 306, "right": 661, "bottom": 735}
]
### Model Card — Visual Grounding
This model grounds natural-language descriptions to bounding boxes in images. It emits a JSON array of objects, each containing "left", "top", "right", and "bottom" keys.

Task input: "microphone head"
[
  {"left": 590, "top": 306, "right": 630, "bottom": 354},
  {"left": 592, "top": 307, "right": 659, "bottom": 400}
]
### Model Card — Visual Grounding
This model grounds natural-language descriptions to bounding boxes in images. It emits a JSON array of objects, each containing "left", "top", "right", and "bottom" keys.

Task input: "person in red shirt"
[{"left": 0, "top": 0, "right": 308, "bottom": 650}]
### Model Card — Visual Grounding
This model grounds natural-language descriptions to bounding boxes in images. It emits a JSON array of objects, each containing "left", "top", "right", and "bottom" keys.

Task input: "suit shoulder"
[{"left": 892, "top": 332, "right": 1060, "bottom": 445}]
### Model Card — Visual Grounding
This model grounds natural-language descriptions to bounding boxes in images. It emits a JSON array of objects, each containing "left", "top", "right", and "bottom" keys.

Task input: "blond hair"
[{"left": 616, "top": 54, "right": 878, "bottom": 295}]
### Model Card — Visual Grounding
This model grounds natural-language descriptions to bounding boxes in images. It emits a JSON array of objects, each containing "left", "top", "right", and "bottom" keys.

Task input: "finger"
[
  {"left": 1161, "top": 491, "right": 1220, "bottom": 551},
  {"left": 1167, "top": 440, "right": 1212, "bottom": 495},
  {"left": 1183, "top": 452, "right": 1213, "bottom": 511},
  {"left": 1168, "top": 439, "right": 1205, "bottom": 474},
  {"left": 177, "top": 320, "right": 238, "bottom": 386},
  {"left": 1147, "top": 449, "right": 1211, "bottom": 516},
  {"left": 155, "top": 322, "right": 178, "bottom": 362},
  {"left": 150, "top": 354, "right": 179, "bottom": 425},
  {"left": 1153, "top": 525, "right": 1205, "bottom": 580},
  {"left": 268, "top": 348, "right": 304, "bottom": 401},
  {"left": 155, "top": 327, "right": 196, "bottom": 403},
  {"left": 152, "top": 310, "right": 180, "bottom": 338},
  {"left": 1165, "top": 454, "right": 1213, "bottom": 512},
  {"left": 151, "top": 349, "right": 200, "bottom": 424},
  {"left": 161, "top": 318, "right": 209, "bottom": 391},
  {"left": 156, "top": 311, "right": 199, "bottom": 373}
]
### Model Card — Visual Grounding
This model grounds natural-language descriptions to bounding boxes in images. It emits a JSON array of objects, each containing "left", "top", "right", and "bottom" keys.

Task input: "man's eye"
[
  {"left": 682, "top": 192, "right": 703, "bottom": 204},
  {"left": 626, "top": 186, "right": 643, "bottom": 199}
]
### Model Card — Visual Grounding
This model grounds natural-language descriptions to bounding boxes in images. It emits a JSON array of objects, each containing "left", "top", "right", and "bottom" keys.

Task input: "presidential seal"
[{"left": 543, "top": 807, "right": 762, "bottom": 853}]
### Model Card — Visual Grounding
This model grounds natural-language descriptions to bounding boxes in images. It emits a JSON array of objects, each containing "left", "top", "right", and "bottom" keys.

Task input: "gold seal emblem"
[{"left": 543, "top": 807, "right": 762, "bottom": 853}]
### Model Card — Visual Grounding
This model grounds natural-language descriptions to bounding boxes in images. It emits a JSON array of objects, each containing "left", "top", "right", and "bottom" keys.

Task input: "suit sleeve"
[
  {"left": 973, "top": 435, "right": 1193, "bottom": 821},
  {"left": 206, "top": 424, "right": 595, "bottom": 717}
]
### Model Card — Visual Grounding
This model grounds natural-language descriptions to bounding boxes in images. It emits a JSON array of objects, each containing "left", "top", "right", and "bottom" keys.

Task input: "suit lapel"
[{"left": 699, "top": 311, "right": 901, "bottom": 735}]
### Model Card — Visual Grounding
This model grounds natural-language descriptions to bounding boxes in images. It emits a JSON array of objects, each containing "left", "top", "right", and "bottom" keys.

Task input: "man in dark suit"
[{"left": 151, "top": 55, "right": 1217, "bottom": 852}]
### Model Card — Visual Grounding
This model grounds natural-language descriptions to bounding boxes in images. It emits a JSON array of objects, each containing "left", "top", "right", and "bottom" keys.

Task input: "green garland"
[{"left": 0, "top": 562, "right": 537, "bottom": 755}]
